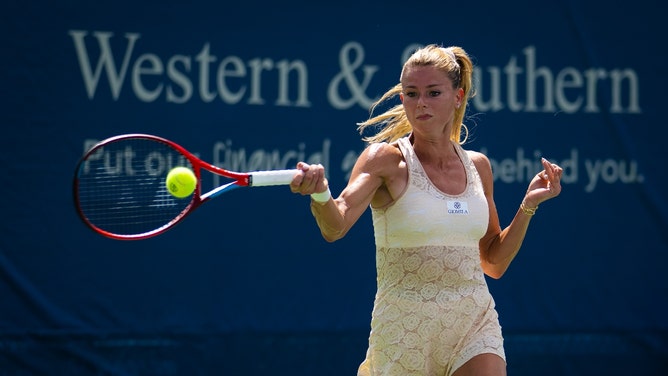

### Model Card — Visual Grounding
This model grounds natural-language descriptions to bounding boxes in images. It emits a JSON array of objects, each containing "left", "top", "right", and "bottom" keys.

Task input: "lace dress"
[{"left": 357, "top": 137, "right": 505, "bottom": 376}]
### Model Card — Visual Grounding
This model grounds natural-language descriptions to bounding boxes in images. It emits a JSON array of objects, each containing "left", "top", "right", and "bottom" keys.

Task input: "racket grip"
[{"left": 250, "top": 169, "right": 299, "bottom": 186}]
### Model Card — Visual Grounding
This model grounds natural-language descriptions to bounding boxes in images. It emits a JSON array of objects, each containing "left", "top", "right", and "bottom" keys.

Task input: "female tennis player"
[{"left": 290, "top": 44, "right": 563, "bottom": 376}]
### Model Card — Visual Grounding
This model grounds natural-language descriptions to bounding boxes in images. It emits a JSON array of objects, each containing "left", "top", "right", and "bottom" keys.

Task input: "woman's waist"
[{"left": 373, "top": 279, "right": 493, "bottom": 315}]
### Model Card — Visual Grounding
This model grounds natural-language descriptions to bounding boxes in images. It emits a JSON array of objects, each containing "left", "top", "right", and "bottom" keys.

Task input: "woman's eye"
[
  {"left": 429, "top": 91, "right": 441, "bottom": 97},
  {"left": 405, "top": 92, "right": 417, "bottom": 98}
]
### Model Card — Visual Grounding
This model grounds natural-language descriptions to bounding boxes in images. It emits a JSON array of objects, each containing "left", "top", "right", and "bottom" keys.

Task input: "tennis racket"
[{"left": 73, "top": 134, "right": 298, "bottom": 240}]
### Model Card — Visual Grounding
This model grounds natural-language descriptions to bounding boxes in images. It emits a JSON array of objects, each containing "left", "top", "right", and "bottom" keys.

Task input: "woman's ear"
[
  {"left": 456, "top": 88, "right": 464, "bottom": 107},
  {"left": 400, "top": 93, "right": 404, "bottom": 103}
]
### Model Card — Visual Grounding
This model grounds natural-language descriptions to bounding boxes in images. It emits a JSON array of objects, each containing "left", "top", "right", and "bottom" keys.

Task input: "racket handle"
[{"left": 250, "top": 169, "right": 299, "bottom": 187}]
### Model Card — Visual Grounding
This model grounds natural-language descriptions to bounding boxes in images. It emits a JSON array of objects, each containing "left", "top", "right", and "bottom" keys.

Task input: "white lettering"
[
  {"left": 247, "top": 58, "right": 273, "bottom": 105},
  {"left": 196, "top": 43, "right": 217, "bottom": 102},
  {"left": 166, "top": 55, "right": 193, "bottom": 104},
  {"left": 473, "top": 45, "right": 641, "bottom": 114},
  {"left": 554, "top": 67, "right": 583, "bottom": 114},
  {"left": 584, "top": 158, "right": 643, "bottom": 193},
  {"left": 69, "top": 30, "right": 139, "bottom": 100},
  {"left": 275, "top": 59, "right": 311, "bottom": 107},
  {"left": 211, "top": 139, "right": 330, "bottom": 188},
  {"left": 69, "top": 31, "right": 642, "bottom": 115},
  {"left": 69, "top": 30, "right": 312, "bottom": 107},
  {"left": 480, "top": 147, "right": 643, "bottom": 192},
  {"left": 610, "top": 69, "right": 641, "bottom": 113},
  {"left": 132, "top": 53, "right": 163, "bottom": 102},
  {"left": 327, "top": 41, "right": 379, "bottom": 110},
  {"left": 217, "top": 55, "right": 246, "bottom": 104}
]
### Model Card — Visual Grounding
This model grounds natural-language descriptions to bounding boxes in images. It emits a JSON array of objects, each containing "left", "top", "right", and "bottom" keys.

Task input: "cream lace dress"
[{"left": 357, "top": 137, "right": 505, "bottom": 376}]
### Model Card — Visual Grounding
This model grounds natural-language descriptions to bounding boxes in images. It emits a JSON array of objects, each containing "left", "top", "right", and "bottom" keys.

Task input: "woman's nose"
[{"left": 417, "top": 96, "right": 426, "bottom": 108}]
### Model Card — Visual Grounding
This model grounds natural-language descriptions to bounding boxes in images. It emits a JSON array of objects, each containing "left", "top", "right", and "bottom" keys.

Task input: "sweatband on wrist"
[{"left": 310, "top": 187, "right": 331, "bottom": 203}]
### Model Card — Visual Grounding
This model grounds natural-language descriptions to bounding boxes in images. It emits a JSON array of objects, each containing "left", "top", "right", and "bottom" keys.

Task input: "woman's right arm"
[{"left": 290, "top": 143, "right": 400, "bottom": 242}]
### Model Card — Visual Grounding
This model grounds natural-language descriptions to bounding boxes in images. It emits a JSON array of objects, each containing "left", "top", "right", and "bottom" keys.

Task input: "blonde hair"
[{"left": 357, "top": 44, "right": 474, "bottom": 144}]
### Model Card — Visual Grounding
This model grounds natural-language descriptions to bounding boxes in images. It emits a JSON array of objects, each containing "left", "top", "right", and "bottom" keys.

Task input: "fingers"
[
  {"left": 290, "top": 162, "right": 326, "bottom": 195},
  {"left": 540, "top": 157, "right": 563, "bottom": 196},
  {"left": 290, "top": 162, "right": 309, "bottom": 190},
  {"left": 541, "top": 158, "right": 562, "bottom": 179}
]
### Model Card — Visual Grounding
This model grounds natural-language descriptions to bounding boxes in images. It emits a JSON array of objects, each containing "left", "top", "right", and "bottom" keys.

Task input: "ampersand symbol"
[{"left": 327, "top": 41, "right": 379, "bottom": 110}]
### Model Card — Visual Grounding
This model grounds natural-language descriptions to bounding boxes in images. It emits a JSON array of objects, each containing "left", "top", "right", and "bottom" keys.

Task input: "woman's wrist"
[
  {"left": 520, "top": 199, "right": 538, "bottom": 216},
  {"left": 310, "top": 187, "right": 332, "bottom": 204}
]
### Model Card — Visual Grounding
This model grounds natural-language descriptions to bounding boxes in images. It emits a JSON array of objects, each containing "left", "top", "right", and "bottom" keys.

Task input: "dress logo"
[{"left": 447, "top": 200, "right": 469, "bottom": 215}]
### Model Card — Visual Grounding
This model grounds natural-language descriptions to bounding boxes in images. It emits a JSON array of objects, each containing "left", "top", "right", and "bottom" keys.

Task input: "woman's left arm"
[{"left": 473, "top": 153, "right": 563, "bottom": 279}]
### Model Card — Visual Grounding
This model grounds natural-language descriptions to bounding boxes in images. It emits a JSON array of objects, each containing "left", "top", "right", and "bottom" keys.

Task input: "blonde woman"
[{"left": 290, "top": 44, "right": 563, "bottom": 376}]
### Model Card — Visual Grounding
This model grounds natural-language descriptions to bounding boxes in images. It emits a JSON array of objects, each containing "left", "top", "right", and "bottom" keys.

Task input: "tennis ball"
[{"left": 166, "top": 167, "right": 197, "bottom": 198}]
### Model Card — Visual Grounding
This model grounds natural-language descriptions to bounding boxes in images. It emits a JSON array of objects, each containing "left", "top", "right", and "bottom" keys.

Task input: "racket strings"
[{"left": 76, "top": 138, "right": 194, "bottom": 237}]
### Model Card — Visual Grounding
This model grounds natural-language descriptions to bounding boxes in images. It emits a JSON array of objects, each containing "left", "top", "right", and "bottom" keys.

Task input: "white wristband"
[{"left": 310, "top": 187, "right": 331, "bottom": 203}]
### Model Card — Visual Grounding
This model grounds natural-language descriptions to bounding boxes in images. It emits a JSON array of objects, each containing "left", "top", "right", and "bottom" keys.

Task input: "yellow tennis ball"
[{"left": 166, "top": 167, "right": 197, "bottom": 198}]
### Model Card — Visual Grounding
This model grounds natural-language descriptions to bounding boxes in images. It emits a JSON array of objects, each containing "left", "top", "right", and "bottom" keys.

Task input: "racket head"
[{"left": 73, "top": 134, "right": 202, "bottom": 240}]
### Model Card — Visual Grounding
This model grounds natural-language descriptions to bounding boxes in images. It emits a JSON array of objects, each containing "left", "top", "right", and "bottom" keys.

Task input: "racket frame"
[{"left": 73, "top": 133, "right": 295, "bottom": 240}]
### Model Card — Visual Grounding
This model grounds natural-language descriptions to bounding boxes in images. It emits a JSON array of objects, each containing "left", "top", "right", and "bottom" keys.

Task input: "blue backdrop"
[{"left": 1, "top": 0, "right": 666, "bottom": 374}]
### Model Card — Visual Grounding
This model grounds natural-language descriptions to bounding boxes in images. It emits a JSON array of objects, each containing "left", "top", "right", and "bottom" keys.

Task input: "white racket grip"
[{"left": 250, "top": 169, "right": 299, "bottom": 187}]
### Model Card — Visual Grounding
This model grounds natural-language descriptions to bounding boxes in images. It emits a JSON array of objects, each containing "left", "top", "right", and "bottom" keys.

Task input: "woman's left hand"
[{"left": 523, "top": 158, "right": 563, "bottom": 207}]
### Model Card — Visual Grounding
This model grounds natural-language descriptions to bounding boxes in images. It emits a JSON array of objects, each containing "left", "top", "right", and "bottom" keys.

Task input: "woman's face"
[{"left": 400, "top": 65, "right": 462, "bottom": 137}]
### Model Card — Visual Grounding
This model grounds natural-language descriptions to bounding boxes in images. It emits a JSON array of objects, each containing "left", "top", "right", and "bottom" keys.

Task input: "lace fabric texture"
[{"left": 359, "top": 138, "right": 505, "bottom": 375}]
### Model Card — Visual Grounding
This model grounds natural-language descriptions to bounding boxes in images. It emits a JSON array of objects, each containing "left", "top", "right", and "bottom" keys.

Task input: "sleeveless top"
[{"left": 358, "top": 137, "right": 505, "bottom": 376}]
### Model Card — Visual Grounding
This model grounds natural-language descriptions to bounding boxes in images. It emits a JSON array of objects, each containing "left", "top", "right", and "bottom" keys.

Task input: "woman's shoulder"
[
  {"left": 362, "top": 141, "right": 408, "bottom": 208},
  {"left": 361, "top": 141, "right": 404, "bottom": 164},
  {"left": 464, "top": 149, "right": 490, "bottom": 164},
  {"left": 464, "top": 148, "right": 493, "bottom": 186},
  {"left": 356, "top": 141, "right": 406, "bottom": 186}
]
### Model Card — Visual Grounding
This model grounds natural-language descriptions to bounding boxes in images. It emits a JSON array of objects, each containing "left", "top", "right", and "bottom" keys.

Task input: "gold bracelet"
[{"left": 520, "top": 201, "right": 538, "bottom": 216}]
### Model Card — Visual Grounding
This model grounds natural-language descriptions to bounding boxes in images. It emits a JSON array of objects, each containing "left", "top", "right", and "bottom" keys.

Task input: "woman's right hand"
[{"left": 290, "top": 162, "right": 328, "bottom": 196}]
